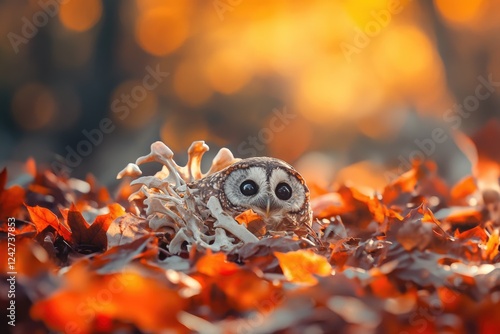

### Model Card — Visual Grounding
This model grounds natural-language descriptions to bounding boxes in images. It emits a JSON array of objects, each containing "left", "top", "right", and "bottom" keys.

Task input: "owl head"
[{"left": 201, "top": 157, "right": 312, "bottom": 230}]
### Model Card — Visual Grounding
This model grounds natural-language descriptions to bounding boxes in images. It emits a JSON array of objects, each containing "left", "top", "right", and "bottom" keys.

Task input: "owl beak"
[{"left": 265, "top": 198, "right": 271, "bottom": 216}]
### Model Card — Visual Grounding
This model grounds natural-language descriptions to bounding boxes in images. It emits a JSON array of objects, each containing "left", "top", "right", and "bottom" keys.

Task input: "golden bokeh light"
[
  {"left": 109, "top": 80, "right": 158, "bottom": 129},
  {"left": 235, "top": 12, "right": 321, "bottom": 75},
  {"left": 11, "top": 83, "right": 57, "bottom": 131},
  {"left": 135, "top": 7, "right": 189, "bottom": 56},
  {"left": 59, "top": 0, "right": 103, "bottom": 32},
  {"left": 373, "top": 25, "right": 443, "bottom": 94},
  {"left": 238, "top": 15, "right": 295, "bottom": 73},
  {"left": 203, "top": 47, "right": 253, "bottom": 94},
  {"left": 341, "top": 0, "right": 395, "bottom": 26},
  {"left": 293, "top": 59, "right": 383, "bottom": 125},
  {"left": 435, "top": 0, "right": 484, "bottom": 25},
  {"left": 135, "top": 0, "right": 191, "bottom": 14}
]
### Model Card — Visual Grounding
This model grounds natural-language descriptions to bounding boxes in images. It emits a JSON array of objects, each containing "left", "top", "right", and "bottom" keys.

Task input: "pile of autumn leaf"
[{"left": 1, "top": 153, "right": 500, "bottom": 333}]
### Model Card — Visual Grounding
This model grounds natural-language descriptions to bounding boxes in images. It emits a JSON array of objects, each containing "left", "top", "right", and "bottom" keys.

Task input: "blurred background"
[{"left": 1, "top": 0, "right": 499, "bottom": 191}]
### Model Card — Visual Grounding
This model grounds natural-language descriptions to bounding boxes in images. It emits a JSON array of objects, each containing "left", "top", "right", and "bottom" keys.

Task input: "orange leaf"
[
  {"left": 485, "top": 229, "right": 500, "bottom": 261},
  {"left": 451, "top": 176, "right": 477, "bottom": 203},
  {"left": 235, "top": 209, "right": 261, "bottom": 226},
  {"left": 107, "top": 203, "right": 126, "bottom": 219},
  {"left": 235, "top": 210, "right": 267, "bottom": 235},
  {"left": 455, "top": 225, "right": 488, "bottom": 242},
  {"left": 26, "top": 205, "right": 55, "bottom": 232},
  {"left": 382, "top": 168, "right": 418, "bottom": 205},
  {"left": 275, "top": 250, "right": 332, "bottom": 284},
  {"left": 368, "top": 197, "right": 403, "bottom": 224},
  {"left": 195, "top": 251, "right": 240, "bottom": 276},
  {"left": 214, "top": 270, "right": 280, "bottom": 312},
  {"left": 26, "top": 205, "right": 71, "bottom": 240}
]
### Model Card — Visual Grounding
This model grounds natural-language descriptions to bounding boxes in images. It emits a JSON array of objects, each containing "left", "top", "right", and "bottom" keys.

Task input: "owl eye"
[
  {"left": 275, "top": 182, "right": 292, "bottom": 200},
  {"left": 240, "top": 180, "right": 259, "bottom": 196}
]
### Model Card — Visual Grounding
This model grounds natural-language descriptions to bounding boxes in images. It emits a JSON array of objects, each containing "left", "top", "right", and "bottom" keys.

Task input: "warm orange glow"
[
  {"left": 203, "top": 48, "right": 253, "bottom": 94},
  {"left": 293, "top": 60, "right": 382, "bottom": 125},
  {"left": 373, "top": 25, "right": 442, "bottom": 95},
  {"left": 59, "top": 0, "right": 102, "bottom": 32},
  {"left": 341, "top": 0, "right": 395, "bottom": 26},
  {"left": 240, "top": 16, "right": 296, "bottom": 73},
  {"left": 122, "top": 0, "right": 454, "bottom": 131},
  {"left": 135, "top": 8, "right": 189, "bottom": 56},
  {"left": 11, "top": 83, "right": 56, "bottom": 130},
  {"left": 135, "top": 0, "right": 192, "bottom": 14},
  {"left": 174, "top": 61, "right": 212, "bottom": 107},
  {"left": 435, "top": 0, "right": 484, "bottom": 25}
]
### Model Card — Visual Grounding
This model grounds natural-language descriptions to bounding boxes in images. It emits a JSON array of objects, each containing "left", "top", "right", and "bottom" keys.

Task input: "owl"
[{"left": 187, "top": 157, "right": 312, "bottom": 231}]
